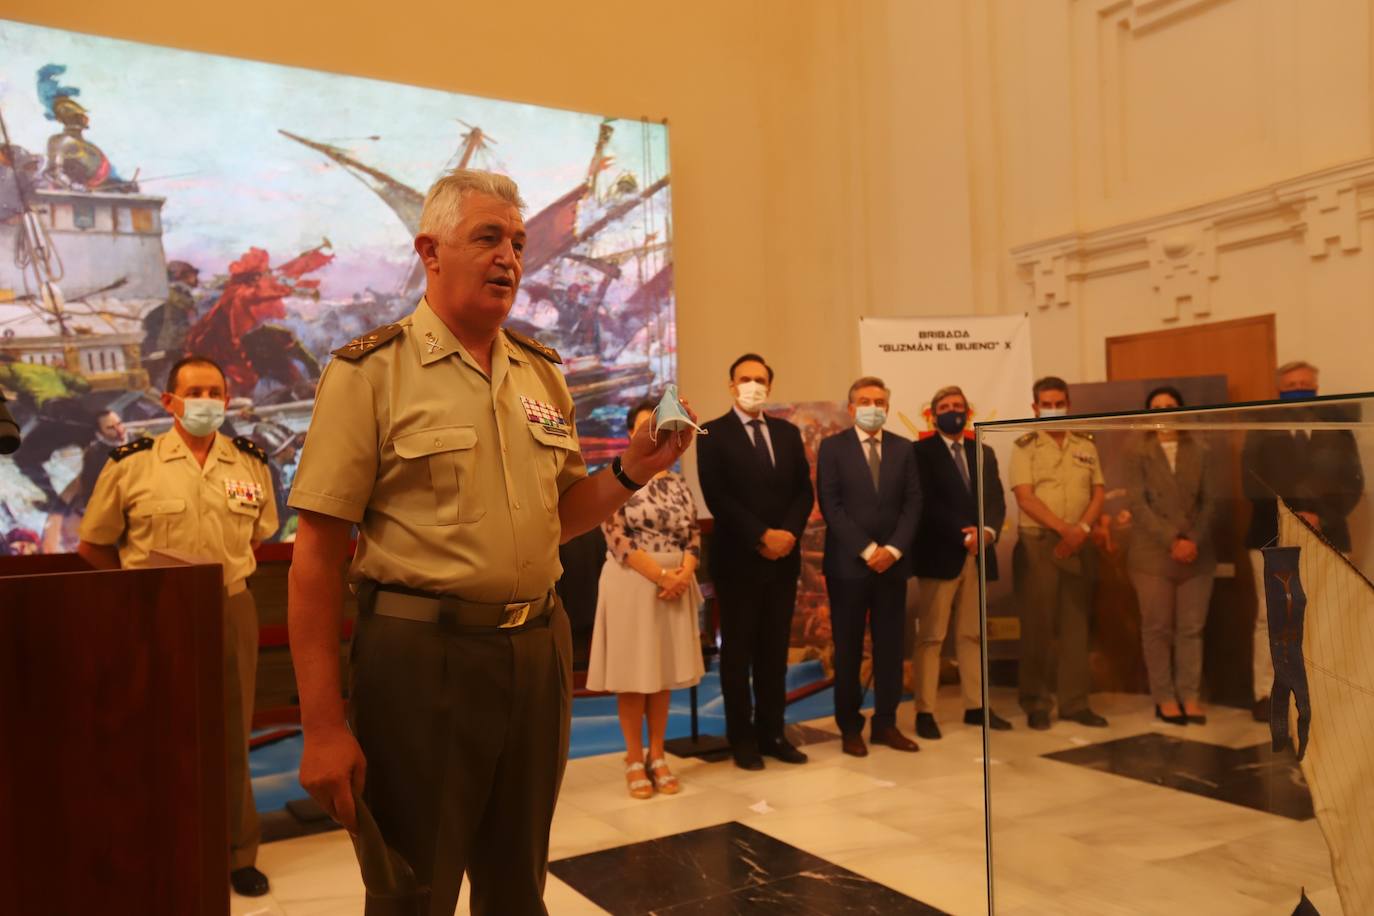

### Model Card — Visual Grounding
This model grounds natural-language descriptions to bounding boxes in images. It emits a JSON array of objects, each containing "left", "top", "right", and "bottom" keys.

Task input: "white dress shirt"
[
  {"left": 855, "top": 427, "right": 903, "bottom": 562},
  {"left": 733, "top": 404, "right": 776, "bottom": 465},
  {"left": 941, "top": 432, "right": 997, "bottom": 543}
]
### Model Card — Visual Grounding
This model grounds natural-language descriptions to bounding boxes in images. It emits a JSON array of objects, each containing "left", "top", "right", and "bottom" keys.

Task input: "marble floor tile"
[
  {"left": 278, "top": 898, "right": 366, "bottom": 916},
  {"left": 834, "top": 841, "right": 992, "bottom": 915},
  {"left": 650, "top": 863, "right": 946, "bottom": 915},
  {"left": 986, "top": 823, "right": 1153, "bottom": 896},
  {"left": 230, "top": 896, "right": 289, "bottom": 916},
  {"left": 999, "top": 857, "right": 1290, "bottom": 916},
  {"left": 740, "top": 802, "right": 932, "bottom": 863},
  {"left": 542, "top": 876, "right": 613, "bottom": 915},
  {"left": 592, "top": 785, "right": 764, "bottom": 843},
  {"left": 1152, "top": 817, "right": 1340, "bottom": 908},
  {"left": 550, "top": 809, "right": 638, "bottom": 859},
  {"left": 254, "top": 831, "right": 366, "bottom": 904},
  {"left": 1045, "top": 732, "right": 1314, "bottom": 819}
]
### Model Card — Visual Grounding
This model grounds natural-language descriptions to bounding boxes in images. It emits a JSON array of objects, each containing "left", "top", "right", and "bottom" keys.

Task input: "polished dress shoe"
[
  {"left": 872, "top": 725, "right": 920, "bottom": 753},
  {"left": 1252, "top": 695, "right": 1270, "bottom": 723},
  {"left": 230, "top": 866, "right": 270, "bottom": 897},
  {"left": 963, "top": 709, "right": 1013, "bottom": 731},
  {"left": 759, "top": 739, "right": 808, "bottom": 764},
  {"left": 841, "top": 732, "right": 868, "bottom": 757},
  {"left": 732, "top": 748, "right": 765, "bottom": 770},
  {"left": 1063, "top": 709, "right": 1108, "bottom": 727},
  {"left": 1155, "top": 705, "right": 1188, "bottom": 726},
  {"left": 915, "top": 712, "right": 942, "bottom": 740},
  {"left": 1027, "top": 710, "right": 1051, "bottom": 731}
]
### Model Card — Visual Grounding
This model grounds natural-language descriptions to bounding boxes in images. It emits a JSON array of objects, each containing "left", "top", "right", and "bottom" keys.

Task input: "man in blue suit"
[
  {"left": 817, "top": 376, "right": 922, "bottom": 756},
  {"left": 911, "top": 385, "right": 1011, "bottom": 740}
]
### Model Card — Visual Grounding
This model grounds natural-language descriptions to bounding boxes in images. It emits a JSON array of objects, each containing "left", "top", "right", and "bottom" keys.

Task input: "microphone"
[{"left": 0, "top": 392, "right": 20, "bottom": 455}]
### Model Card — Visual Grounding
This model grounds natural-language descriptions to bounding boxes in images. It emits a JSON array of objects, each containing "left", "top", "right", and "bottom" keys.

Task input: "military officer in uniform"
[
  {"left": 1009, "top": 376, "right": 1107, "bottom": 731},
  {"left": 77, "top": 354, "right": 278, "bottom": 898},
  {"left": 286, "top": 169, "right": 694, "bottom": 916}
]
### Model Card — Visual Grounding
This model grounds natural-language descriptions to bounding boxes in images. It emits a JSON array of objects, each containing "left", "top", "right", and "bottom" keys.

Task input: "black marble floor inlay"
[
  {"left": 1044, "top": 733, "right": 1314, "bottom": 820},
  {"left": 550, "top": 821, "right": 945, "bottom": 915}
]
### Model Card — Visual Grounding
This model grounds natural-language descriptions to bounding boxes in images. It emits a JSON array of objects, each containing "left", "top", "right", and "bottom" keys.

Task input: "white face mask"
[
  {"left": 177, "top": 397, "right": 227, "bottom": 437},
  {"left": 854, "top": 405, "right": 887, "bottom": 433},
  {"left": 1038, "top": 406, "right": 1068, "bottom": 419},
  {"left": 735, "top": 381, "right": 768, "bottom": 413}
]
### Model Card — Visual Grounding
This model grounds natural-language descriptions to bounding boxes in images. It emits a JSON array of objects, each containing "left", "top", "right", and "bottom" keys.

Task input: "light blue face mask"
[
  {"left": 854, "top": 405, "right": 887, "bottom": 432},
  {"left": 652, "top": 384, "right": 707, "bottom": 442},
  {"left": 177, "top": 396, "right": 227, "bottom": 437}
]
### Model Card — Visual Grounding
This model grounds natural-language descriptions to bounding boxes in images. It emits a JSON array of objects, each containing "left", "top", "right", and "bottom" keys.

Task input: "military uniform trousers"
[
  {"left": 347, "top": 594, "right": 573, "bottom": 916},
  {"left": 225, "top": 587, "right": 261, "bottom": 871},
  {"left": 1013, "top": 529, "right": 1096, "bottom": 718}
]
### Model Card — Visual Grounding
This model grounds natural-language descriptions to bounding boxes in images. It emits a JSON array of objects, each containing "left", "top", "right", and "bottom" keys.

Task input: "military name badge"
[
  {"left": 520, "top": 394, "right": 571, "bottom": 437},
  {"left": 225, "top": 478, "right": 264, "bottom": 507}
]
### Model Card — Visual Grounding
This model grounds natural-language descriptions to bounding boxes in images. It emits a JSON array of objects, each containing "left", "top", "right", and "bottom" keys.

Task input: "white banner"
[
  {"left": 859, "top": 314, "right": 1034, "bottom": 643},
  {"left": 858, "top": 314, "right": 1033, "bottom": 440}
]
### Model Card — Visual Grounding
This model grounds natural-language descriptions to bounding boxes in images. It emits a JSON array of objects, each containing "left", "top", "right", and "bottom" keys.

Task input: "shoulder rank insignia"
[
  {"left": 332, "top": 323, "right": 404, "bottom": 360},
  {"left": 109, "top": 436, "right": 154, "bottom": 462},
  {"left": 1073, "top": 431, "right": 1095, "bottom": 441},
  {"left": 232, "top": 435, "right": 270, "bottom": 465},
  {"left": 504, "top": 327, "right": 562, "bottom": 365},
  {"left": 1015, "top": 432, "right": 1037, "bottom": 447}
]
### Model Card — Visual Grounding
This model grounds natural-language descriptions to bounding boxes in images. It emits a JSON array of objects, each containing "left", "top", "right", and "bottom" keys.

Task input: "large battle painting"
[{"left": 0, "top": 20, "right": 675, "bottom": 552}]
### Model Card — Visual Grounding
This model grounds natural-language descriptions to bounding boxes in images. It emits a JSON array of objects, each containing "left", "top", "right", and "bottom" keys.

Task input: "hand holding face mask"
[{"left": 652, "top": 384, "right": 708, "bottom": 442}]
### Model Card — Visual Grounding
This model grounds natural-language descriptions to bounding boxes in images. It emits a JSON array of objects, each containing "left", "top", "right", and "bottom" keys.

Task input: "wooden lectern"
[{"left": 0, "top": 552, "right": 229, "bottom": 915}]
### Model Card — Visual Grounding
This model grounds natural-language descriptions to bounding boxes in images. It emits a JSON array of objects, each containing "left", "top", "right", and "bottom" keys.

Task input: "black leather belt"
[{"left": 357, "top": 581, "right": 554, "bottom": 630}]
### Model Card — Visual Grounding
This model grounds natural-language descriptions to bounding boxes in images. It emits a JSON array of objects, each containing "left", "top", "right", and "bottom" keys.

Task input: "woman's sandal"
[
  {"left": 647, "top": 756, "right": 680, "bottom": 795},
  {"left": 625, "top": 761, "right": 654, "bottom": 800}
]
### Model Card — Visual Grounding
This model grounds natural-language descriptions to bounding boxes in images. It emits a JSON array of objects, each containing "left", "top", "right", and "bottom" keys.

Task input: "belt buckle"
[{"left": 499, "top": 602, "right": 530, "bottom": 628}]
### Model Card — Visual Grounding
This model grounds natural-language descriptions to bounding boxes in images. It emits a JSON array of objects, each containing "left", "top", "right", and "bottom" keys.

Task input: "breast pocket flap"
[
  {"left": 528, "top": 424, "right": 578, "bottom": 451},
  {"left": 392, "top": 425, "right": 478, "bottom": 459},
  {"left": 132, "top": 498, "right": 186, "bottom": 518}
]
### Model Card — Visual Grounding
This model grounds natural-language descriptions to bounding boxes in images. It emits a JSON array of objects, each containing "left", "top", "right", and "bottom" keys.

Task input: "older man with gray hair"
[{"left": 287, "top": 169, "right": 695, "bottom": 914}]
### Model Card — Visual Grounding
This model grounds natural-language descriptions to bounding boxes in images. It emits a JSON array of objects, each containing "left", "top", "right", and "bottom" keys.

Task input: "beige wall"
[{"left": 8, "top": 0, "right": 1373, "bottom": 407}]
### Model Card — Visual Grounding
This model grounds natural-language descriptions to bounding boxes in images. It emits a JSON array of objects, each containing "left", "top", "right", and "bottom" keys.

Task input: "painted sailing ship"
[{"left": 278, "top": 120, "right": 671, "bottom": 412}]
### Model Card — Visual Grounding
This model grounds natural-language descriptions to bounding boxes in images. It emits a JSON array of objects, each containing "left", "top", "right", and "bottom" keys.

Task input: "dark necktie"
[
  {"left": 749, "top": 419, "right": 773, "bottom": 469},
  {"left": 951, "top": 440, "right": 971, "bottom": 490},
  {"left": 866, "top": 437, "right": 881, "bottom": 491}
]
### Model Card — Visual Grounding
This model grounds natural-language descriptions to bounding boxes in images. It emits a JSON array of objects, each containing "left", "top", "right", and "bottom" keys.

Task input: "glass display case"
[{"left": 975, "top": 393, "right": 1374, "bottom": 915}]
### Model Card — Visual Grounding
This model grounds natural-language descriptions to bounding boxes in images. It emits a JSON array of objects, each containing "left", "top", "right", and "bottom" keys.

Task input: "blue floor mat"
[{"left": 251, "top": 658, "right": 874, "bottom": 814}]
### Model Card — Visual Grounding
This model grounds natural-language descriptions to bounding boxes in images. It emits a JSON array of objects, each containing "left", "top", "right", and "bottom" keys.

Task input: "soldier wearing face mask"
[
  {"left": 697, "top": 353, "right": 815, "bottom": 770},
  {"left": 1008, "top": 375, "right": 1107, "bottom": 731},
  {"left": 815, "top": 376, "right": 922, "bottom": 757},
  {"left": 77, "top": 355, "right": 278, "bottom": 899}
]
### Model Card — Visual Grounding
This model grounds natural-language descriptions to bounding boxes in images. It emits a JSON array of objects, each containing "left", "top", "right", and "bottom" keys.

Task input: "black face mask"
[{"left": 936, "top": 411, "right": 967, "bottom": 436}]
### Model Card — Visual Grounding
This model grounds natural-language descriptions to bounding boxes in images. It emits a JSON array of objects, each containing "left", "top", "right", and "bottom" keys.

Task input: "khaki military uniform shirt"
[
  {"left": 1009, "top": 431, "right": 1104, "bottom": 530},
  {"left": 79, "top": 430, "right": 279, "bottom": 589},
  {"left": 287, "top": 299, "right": 587, "bottom": 604}
]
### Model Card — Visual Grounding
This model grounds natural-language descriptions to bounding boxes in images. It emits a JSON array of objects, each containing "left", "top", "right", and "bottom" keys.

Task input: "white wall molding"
[{"left": 1012, "top": 156, "right": 1374, "bottom": 319}]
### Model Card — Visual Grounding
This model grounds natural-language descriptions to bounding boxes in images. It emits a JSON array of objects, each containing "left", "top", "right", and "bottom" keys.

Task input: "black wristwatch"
[{"left": 611, "top": 455, "right": 647, "bottom": 491}]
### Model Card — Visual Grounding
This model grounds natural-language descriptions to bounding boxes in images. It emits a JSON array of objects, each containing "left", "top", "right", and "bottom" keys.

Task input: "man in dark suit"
[
  {"left": 911, "top": 385, "right": 1011, "bottom": 740},
  {"left": 817, "top": 377, "right": 922, "bottom": 756},
  {"left": 1243, "top": 360, "right": 1364, "bottom": 721},
  {"left": 697, "top": 353, "right": 815, "bottom": 769}
]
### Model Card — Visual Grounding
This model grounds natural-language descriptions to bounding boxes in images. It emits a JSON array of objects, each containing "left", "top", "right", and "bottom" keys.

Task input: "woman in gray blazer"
[{"left": 1123, "top": 386, "right": 1217, "bottom": 726}]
